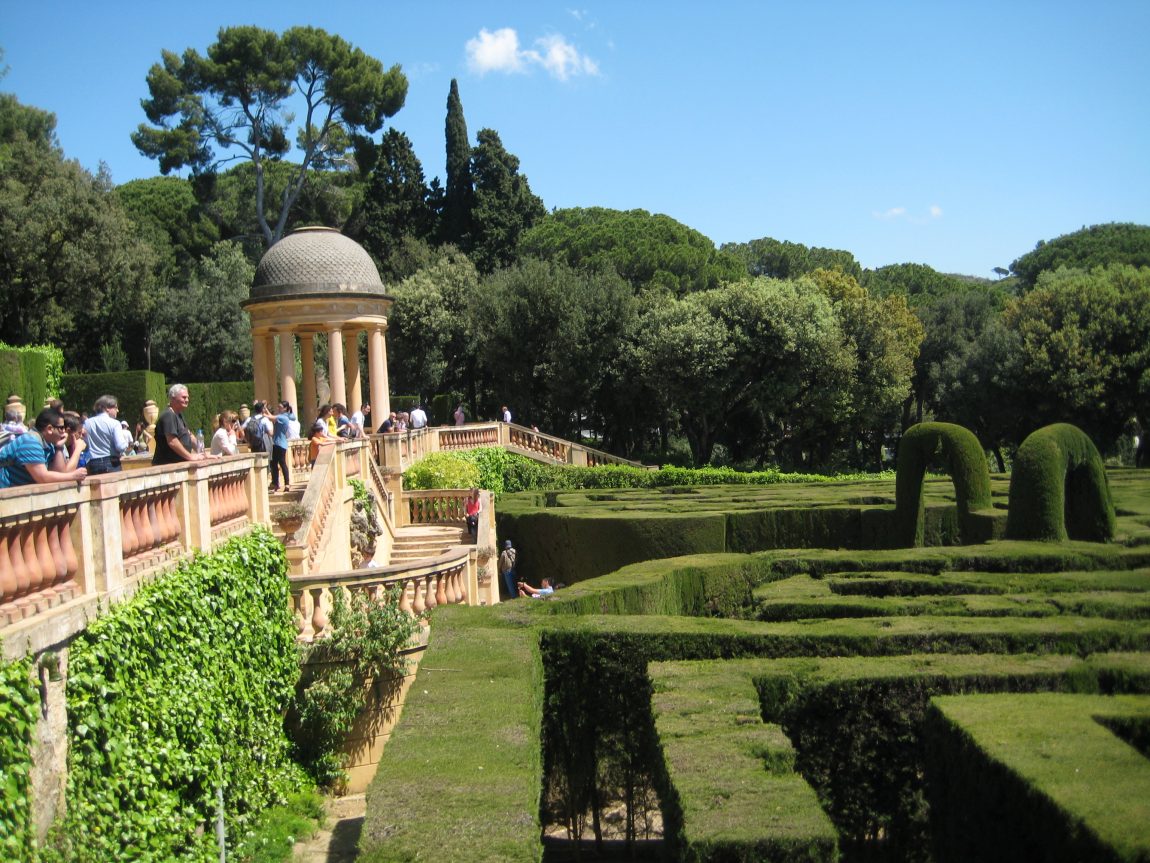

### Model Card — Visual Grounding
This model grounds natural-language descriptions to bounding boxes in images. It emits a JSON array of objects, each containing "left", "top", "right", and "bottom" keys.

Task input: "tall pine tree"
[
  {"left": 470, "top": 128, "right": 546, "bottom": 273},
  {"left": 442, "top": 79, "right": 473, "bottom": 249},
  {"left": 361, "top": 129, "right": 437, "bottom": 281}
]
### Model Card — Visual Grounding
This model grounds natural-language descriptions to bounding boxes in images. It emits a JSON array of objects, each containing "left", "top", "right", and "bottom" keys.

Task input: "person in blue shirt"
[
  {"left": 269, "top": 401, "right": 294, "bottom": 492},
  {"left": 0, "top": 408, "right": 88, "bottom": 488},
  {"left": 518, "top": 577, "right": 555, "bottom": 599}
]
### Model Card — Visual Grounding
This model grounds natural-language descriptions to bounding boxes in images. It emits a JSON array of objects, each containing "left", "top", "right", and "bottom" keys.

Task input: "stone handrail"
[
  {"left": 289, "top": 545, "right": 476, "bottom": 642},
  {"left": 0, "top": 454, "right": 270, "bottom": 660}
]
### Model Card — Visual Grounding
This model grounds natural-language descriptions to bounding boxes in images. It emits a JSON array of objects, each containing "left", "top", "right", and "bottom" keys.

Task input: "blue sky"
[{"left": 4, "top": 1, "right": 1149, "bottom": 277}]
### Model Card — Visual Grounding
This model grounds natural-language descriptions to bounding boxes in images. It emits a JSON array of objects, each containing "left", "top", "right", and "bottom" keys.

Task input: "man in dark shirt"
[{"left": 153, "top": 384, "right": 208, "bottom": 466}]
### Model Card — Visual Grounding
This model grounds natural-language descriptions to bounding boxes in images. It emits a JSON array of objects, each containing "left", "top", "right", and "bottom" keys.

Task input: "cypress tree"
[{"left": 442, "top": 78, "right": 473, "bottom": 249}]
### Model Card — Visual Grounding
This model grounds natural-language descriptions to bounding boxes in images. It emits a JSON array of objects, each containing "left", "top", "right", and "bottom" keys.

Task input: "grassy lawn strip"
[
  {"left": 926, "top": 693, "right": 1150, "bottom": 862},
  {"left": 358, "top": 606, "right": 544, "bottom": 863},
  {"left": 650, "top": 659, "right": 839, "bottom": 863}
]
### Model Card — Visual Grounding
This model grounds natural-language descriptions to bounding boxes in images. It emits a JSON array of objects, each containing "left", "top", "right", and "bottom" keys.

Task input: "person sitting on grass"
[{"left": 518, "top": 577, "right": 555, "bottom": 599}]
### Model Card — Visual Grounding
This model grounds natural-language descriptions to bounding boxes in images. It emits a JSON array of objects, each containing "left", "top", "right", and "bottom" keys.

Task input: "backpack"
[{"left": 246, "top": 417, "right": 267, "bottom": 452}]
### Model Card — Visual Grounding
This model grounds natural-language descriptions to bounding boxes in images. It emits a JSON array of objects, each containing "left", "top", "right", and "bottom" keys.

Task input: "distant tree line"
[{"left": 2, "top": 29, "right": 1148, "bottom": 469}]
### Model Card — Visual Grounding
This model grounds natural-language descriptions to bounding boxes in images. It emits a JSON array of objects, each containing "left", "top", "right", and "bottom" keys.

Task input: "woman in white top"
[{"left": 210, "top": 410, "right": 239, "bottom": 456}]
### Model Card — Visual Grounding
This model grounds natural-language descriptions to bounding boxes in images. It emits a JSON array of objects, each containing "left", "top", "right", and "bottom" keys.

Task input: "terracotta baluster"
[
  {"left": 0, "top": 528, "right": 20, "bottom": 619},
  {"left": 311, "top": 587, "right": 330, "bottom": 638},
  {"left": 295, "top": 589, "right": 314, "bottom": 642},
  {"left": 120, "top": 499, "right": 138, "bottom": 558},
  {"left": 161, "top": 490, "right": 180, "bottom": 544},
  {"left": 14, "top": 522, "right": 43, "bottom": 610},
  {"left": 146, "top": 496, "right": 162, "bottom": 550},
  {"left": 443, "top": 567, "right": 458, "bottom": 604},
  {"left": 7, "top": 524, "right": 30, "bottom": 606},
  {"left": 398, "top": 577, "right": 413, "bottom": 617},
  {"left": 411, "top": 575, "right": 426, "bottom": 617},
  {"left": 132, "top": 496, "right": 153, "bottom": 553},
  {"left": 435, "top": 570, "right": 448, "bottom": 606},
  {"left": 43, "top": 514, "right": 66, "bottom": 597}
]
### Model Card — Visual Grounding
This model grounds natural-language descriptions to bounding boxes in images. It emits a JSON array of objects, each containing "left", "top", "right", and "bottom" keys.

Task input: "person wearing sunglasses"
[{"left": 0, "top": 408, "right": 87, "bottom": 488}]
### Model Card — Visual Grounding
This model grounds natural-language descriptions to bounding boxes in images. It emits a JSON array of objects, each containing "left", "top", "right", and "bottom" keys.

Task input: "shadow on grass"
[{"left": 541, "top": 836, "right": 663, "bottom": 862}]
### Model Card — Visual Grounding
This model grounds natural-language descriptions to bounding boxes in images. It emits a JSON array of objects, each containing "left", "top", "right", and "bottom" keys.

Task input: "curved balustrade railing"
[
  {"left": 507, "top": 425, "right": 570, "bottom": 462},
  {"left": 0, "top": 454, "right": 270, "bottom": 659},
  {"left": 289, "top": 547, "right": 473, "bottom": 642}
]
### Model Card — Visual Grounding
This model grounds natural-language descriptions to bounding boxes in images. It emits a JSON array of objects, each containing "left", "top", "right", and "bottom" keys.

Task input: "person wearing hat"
[{"left": 498, "top": 539, "right": 518, "bottom": 599}]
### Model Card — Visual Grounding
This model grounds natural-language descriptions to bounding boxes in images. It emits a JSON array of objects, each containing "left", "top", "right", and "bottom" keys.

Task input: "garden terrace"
[{"left": 362, "top": 467, "right": 1150, "bottom": 862}]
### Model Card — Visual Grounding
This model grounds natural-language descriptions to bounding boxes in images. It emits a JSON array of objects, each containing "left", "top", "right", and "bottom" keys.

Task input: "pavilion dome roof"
[{"left": 250, "top": 227, "right": 387, "bottom": 301}]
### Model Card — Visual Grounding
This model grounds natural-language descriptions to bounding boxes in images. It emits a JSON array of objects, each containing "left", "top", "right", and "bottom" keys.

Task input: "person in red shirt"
[{"left": 465, "top": 488, "right": 481, "bottom": 538}]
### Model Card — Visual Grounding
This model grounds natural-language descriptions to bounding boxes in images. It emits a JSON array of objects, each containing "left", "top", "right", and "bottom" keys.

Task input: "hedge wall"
[
  {"left": 894, "top": 422, "right": 992, "bottom": 547},
  {"left": 0, "top": 657, "right": 38, "bottom": 862},
  {"left": 0, "top": 344, "right": 56, "bottom": 418},
  {"left": 60, "top": 370, "right": 166, "bottom": 425},
  {"left": 1006, "top": 423, "right": 1116, "bottom": 542},
  {"left": 183, "top": 381, "right": 254, "bottom": 435},
  {"left": 925, "top": 693, "right": 1150, "bottom": 863}
]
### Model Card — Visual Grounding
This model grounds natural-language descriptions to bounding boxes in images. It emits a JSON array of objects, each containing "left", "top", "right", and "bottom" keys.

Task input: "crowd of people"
[{"left": 1, "top": 389, "right": 518, "bottom": 491}]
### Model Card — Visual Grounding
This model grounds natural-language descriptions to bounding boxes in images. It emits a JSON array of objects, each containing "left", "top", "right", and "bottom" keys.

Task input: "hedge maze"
[{"left": 361, "top": 426, "right": 1150, "bottom": 863}]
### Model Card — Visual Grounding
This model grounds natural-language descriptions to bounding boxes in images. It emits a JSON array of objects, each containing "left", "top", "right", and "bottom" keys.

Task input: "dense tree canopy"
[
  {"left": 1010, "top": 223, "right": 1150, "bottom": 289},
  {"left": 722, "top": 237, "right": 862, "bottom": 281},
  {"left": 519, "top": 207, "right": 745, "bottom": 295},
  {"left": 0, "top": 93, "right": 155, "bottom": 370},
  {"left": 360, "top": 129, "right": 437, "bottom": 282},
  {"left": 132, "top": 25, "right": 407, "bottom": 246}
]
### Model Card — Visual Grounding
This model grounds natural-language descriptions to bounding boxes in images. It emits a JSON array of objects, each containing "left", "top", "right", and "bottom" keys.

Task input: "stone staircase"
[{"left": 389, "top": 524, "right": 471, "bottom": 564}]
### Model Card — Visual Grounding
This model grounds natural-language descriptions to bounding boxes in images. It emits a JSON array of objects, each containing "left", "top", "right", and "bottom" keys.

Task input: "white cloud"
[
  {"left": 465, "top": 27, "right": 599, "bottom": 80},
  {"left": 872, "top": 205, "right": 944, "bottom": 223},
  {"left": 466, "top": 28, "right": 525, "bottom": 75}
]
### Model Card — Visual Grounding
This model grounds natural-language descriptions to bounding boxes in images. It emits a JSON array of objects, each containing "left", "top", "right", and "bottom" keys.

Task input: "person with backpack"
[
  {"left": 245, "top": 401, "right": 272, "bottom": 456},
  {"left": 269, "top": 401, "right": 293, "bottom": 493},
  {"left": 499, "top": 539, "right": 518, "bottom": 600}
]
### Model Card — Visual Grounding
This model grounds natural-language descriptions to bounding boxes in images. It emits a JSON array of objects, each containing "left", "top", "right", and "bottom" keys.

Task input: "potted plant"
[{"left": 271, "top": 502, "right": 310, "bottom": 535}]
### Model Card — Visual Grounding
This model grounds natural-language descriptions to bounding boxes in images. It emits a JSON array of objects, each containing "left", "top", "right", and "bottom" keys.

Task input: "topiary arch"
[
  {"left": 894, "top": 422, "right": 992, "bottom": 547},
  {"left": 1006, "top": 423, "right": 1115, "bottom": 542}
]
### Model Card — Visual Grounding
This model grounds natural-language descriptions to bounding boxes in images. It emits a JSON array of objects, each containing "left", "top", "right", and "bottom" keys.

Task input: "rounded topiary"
[
  {"left": 1006, "top": 423, "right": 1115, "bottom": 542},
  {"left": 894, "top": 422, "right": 992, "bottom": 547}
]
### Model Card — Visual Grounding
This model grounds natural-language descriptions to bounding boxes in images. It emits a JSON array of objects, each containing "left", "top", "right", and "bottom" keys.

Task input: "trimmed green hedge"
[
  {"left": 183, "top": 381, "right": 254, "bottom": 435},
  {"left": 0, "top": 343, "right": 57, "bottom": 417},
  {"left": 1007, "top": 423, "right": 1117, "bottom": 542},
  {"left": 60, "top": 370, "right": 166, "bottom": 424},
  {"left": 926, "top": 693, "right": 1150, "bottom": 862},
  {"left": 895, "top": 422, "right": 992, "bottom": 547},
  {"left": 43, "top": 529, "right": 305, "bottom": 863},
  {"left": 650, "top": 660, "right": 839, "bottom": 862}
]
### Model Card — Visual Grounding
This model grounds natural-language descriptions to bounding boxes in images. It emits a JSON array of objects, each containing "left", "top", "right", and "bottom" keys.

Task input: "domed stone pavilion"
[{"left": 243, "top": 227, "right": 393, "bottom": 423}]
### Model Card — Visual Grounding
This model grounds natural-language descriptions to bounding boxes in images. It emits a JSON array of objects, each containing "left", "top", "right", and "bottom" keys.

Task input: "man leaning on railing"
[{"left": 0, "top": 408, "right": 88, "bottom": 487}]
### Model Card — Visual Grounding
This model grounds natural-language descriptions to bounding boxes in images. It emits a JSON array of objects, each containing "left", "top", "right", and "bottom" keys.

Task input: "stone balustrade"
[
  {"left": 289, "top": 547, "right": 475, "bottom": 642},
  {"left": 438, "top": 423, "right": 501, "bottom": 451},
  {"left": 0, "top": 454, "right": 270, "bottom": 660},
  {"left": 403, "top": 489, "right": 474, "bottom": 526}
]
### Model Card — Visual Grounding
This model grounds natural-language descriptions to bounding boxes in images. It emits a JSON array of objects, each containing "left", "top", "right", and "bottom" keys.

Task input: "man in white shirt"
[
  {"left": 409, "top": 405, "right": 428, "bottom": 429},
  {"left": 501, "top": 405, "right": 512, "bottom": 423}
]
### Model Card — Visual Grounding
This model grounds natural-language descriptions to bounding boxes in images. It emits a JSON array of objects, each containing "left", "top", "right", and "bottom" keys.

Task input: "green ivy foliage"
[
  {"left": 44, "top": 529, "right": 304, "bottom": 863},
  {"left": 0, "top": 657, "right": 38, "bottom": 862},
  {"left": 291, "top": 588, "right": 421, "bottom": 788}
]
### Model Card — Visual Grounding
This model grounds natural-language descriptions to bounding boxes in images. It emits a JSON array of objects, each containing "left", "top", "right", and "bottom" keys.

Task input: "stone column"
[
  {"left": 343, "top": 329, "right": 362, "bottom": 416},
  {"left": 299, "top": 334, "right": 317, "bottom": 424},
  {"left": 278, "top": 331, "right": 297, "bottom": 411},
  {"left": 252, "top": 332, "right": 275, "bottom": 404},
  {"left": 327, "top": 328, "right": 346, "bottom": 409},
  {"left": 368, "top": 325, "right": 389, "bottom": 419}
]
